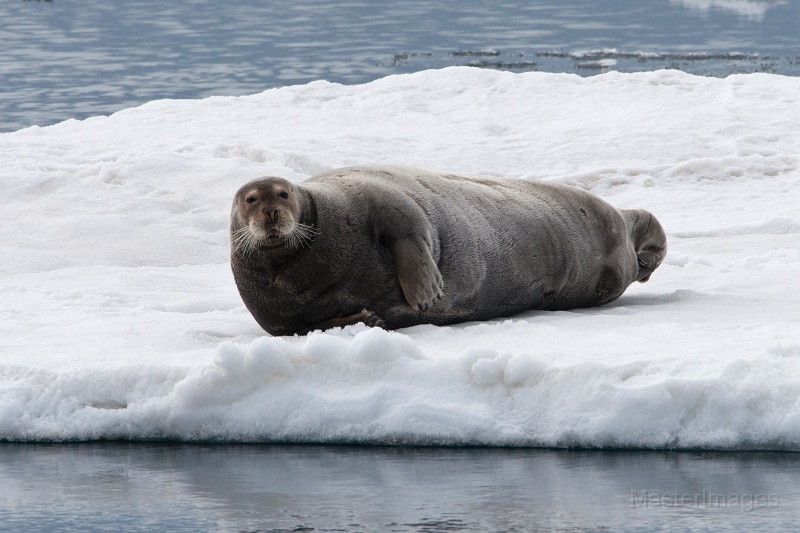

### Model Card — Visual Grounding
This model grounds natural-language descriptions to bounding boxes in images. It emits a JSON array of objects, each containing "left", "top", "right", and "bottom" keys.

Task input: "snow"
[{"left": 2, "top": 67, "right": 800, "bottom": 448}]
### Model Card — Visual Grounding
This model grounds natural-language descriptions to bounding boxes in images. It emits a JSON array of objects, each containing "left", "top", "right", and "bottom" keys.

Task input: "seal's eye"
[
  {"left": 245, "top": 196, "right": 257, "bottom": 204},
  {"left": 278, "top": 191, "right": 289, "bottom": 199}
]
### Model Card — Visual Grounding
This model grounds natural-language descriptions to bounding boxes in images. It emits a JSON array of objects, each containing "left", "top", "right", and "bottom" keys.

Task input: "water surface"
[
  {"left": 1, "top": 0, "right": 799, "bottom": 131},
  {"left": 2, "top": 444, "right": 800, "bottom": 532}
]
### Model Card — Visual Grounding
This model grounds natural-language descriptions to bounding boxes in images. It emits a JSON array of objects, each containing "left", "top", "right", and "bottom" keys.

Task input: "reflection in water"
[
  {"left": 1, "top": 0, "right": 799, "bottom": 132},
  {"left": 1, "top": 444, "right": 800, "bottom": 532}
]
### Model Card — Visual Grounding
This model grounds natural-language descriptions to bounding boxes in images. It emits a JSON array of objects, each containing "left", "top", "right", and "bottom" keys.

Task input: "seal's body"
[{"left": 230, "top": 165, "right": 667, "bottom": 336}]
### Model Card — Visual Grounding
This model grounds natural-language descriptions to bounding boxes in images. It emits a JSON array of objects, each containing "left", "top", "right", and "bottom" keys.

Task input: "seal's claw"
[{"left": 360, "top": 309, "right": 386, "bottom": 328}]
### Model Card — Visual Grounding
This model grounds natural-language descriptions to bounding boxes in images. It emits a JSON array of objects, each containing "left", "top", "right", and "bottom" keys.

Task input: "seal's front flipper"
[
  {"left": 300, "top": 309, "right": 386, "bottom": 334},
  {"left": 357, "top": 309, "right": 387, "bottom": 328},
  {"left": 390, "top": 236, "right": 444, "bottom": 311}
]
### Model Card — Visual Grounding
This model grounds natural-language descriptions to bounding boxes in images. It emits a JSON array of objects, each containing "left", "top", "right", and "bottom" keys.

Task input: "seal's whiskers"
[
  {"left": 231, "top": 226, "right": 259, "bottom": 255},
  {"left": 285, "top": 222, "right": 320, "bottom": 249}
]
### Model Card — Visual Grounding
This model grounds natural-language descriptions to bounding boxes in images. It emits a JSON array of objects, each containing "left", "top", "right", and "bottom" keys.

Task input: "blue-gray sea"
[
  {"left": 3, "top": 1, "right": 800, "bottom": 531},
  {"left": 1, "top": 0, "right": 799, "bottom": 132},
  {"left": 3, "top": 444, "right": 800, "bottom": 532}
]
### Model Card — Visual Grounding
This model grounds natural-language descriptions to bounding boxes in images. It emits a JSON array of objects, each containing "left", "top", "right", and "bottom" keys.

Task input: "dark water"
[
  {"left": 2, "top": 444, "right": 800, "bottom": 532},
  {"left": 1, "top": 0, "right": 799, "bottom": 132}
]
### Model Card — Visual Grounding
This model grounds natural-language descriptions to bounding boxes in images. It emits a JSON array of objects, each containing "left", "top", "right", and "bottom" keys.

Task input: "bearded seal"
[{"left": 230, "top": 165, "right": 667, "bottom": 336}]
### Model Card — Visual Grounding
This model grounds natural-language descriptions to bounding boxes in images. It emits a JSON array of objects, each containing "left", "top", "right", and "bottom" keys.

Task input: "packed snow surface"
[{"left": 2, "top": 68, "right": 800, "bottom": 448}]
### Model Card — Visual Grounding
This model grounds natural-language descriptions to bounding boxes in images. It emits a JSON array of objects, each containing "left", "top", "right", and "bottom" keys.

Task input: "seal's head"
[{"left": 230, "top": 177, "right": 317, "bottom": 254}]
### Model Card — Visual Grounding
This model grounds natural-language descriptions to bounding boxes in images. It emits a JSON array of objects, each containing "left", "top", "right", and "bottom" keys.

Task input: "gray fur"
[{"left": 230, "top": 165, "right": 667, "bottom": 336}]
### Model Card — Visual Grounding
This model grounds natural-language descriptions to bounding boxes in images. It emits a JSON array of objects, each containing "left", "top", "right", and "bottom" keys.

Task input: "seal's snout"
[{"left": 262, "top": 207, "right": 280, "bottom": 222}]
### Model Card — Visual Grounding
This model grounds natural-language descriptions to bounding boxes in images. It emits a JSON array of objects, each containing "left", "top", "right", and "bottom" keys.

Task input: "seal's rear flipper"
[
  {"left": 624, "top": 209, "right": 667, "bottom": 283},
  {"left": 636, "top": 251, "right": 660, "bottom": 282}
]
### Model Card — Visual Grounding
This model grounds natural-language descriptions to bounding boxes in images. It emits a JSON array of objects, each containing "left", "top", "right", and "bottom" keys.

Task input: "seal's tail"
[{"left": 624, "top": 209, "right": 667, "bottom": 283}]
